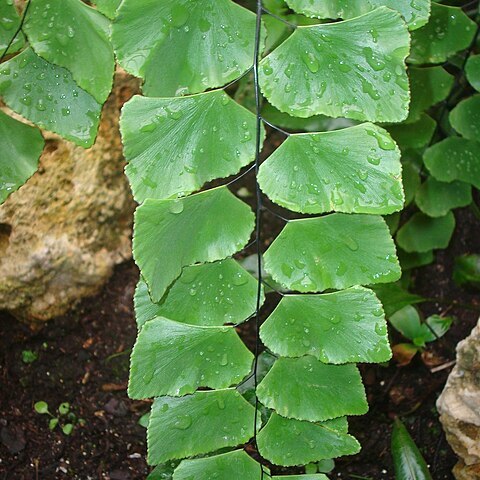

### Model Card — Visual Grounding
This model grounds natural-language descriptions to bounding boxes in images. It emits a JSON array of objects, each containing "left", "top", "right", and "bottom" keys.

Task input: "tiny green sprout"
[{"left": 22, "top": 350, "right": 38, "bottom": 364}]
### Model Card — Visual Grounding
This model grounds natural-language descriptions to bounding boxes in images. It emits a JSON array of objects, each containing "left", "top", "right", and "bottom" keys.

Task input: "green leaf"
[
  {"left": 387, "top": 114, "right": 436, "bottom": 150},
  {"left": 121, "top": 90, "right": 263, "bottom": 202},
  {"left": 285, "top": 0, "right": 431, "bottom": 30},
  {"left": 450, "top": 94, "right": 480, "bottom": 141},
  {"left": 264, "top": 214, "right": 400, "bottom": 292},
  {"left": 391, "top": 418, "right": 433, "bottom": 480},
  {"left": 62, "top": 423, "right": 74, "bottom": 435},
  {"left": 58, "top": 402, "right": 70, "bottom": 415},
  {"left": 0, "top": 0, "right": 25, "bottom": 54},
  {"left": 173, "top": 450, "right": 265, "bottom": 480},
  {"left": 258, "top": 123, "right": 404, "bottom": 215},
  {"left": 34, "top": 401, "right": 49, "bottom": 414},
  {"left": 134, "top": 259, "right": 262, "bottom": 329},
  {"left": 389, "top": 305, "right": 424, "bottom": 344},
  {"left": 0, "top": 48, "right": 101, "bottom": 147},
  {"left": 424, "top": 137, "right": 480, "bottom": 189},
  {"left": 416, "top": 178, "right": 472, "bottom": 217},
  {"left": 396, "top": 212, "right": 455, "bottom": 253},
  {"left": 133, "top": 187, "right": 254, "bottom": 302},
  {"left": 24, "top": 0, "right": 114, "bottom": 103},
  {"left": 257, "top": 356, "right": 368, "bottom": 422},
  {"left": 147, "top": 389, "right": 256, "bottom": 465},
  {"left": 409, "top": 3, "right": 476, "bottom": 65},
  {"left": 453, "top": 254, "right": 480, "bottom": 290},
  {"left": 257, "top": 414, "right": 360, "bottom": 466},
  {"left": 371, "top": 283, "right": 425, "bottom": 317},
  {"left": 407, "top": 66, "right": 454, "bottom": 122},
  {"left": 48, "top": 418, "right": 59, "bottom": 430},
  {"left": 259, "top": 7, "right": 410, "bottom": 122},
  {"left": 260, "top": 286, "right": 391, "bottom": 364},
  {"left": 128, "top": 317, "right": 253, "bottom": 399},
  {"left": 94, "top": 0, "right": 121, "bottom": 19},
  {"left": 466, "top": 54, "right": 480, "bottom": 92},
  {"left": 0, "top": 110, "right": 44, "bottom": 203},
  {"left": 112, "top": 0, "right": 256, "bottom": 96}
]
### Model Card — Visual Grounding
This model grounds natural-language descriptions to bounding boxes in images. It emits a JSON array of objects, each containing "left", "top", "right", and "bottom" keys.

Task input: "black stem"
[
  {"left": 253, "top": 0, "right": 266, "bottom": 476},
  {"left": 0, "top": 1, "right": 30, "bottom": 64}
]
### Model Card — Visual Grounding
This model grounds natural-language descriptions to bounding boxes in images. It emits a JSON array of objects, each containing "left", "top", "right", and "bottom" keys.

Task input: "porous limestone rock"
[
  {"left": 437, "top": 319, "right": 480, "bottom": 480},
  {"left": 0, "top": 72, "right": 138, "bottom": 323}
]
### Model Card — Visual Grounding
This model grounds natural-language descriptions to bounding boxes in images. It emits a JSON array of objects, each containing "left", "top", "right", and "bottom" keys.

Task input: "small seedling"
[
  {"left": 389, "top": 305, "right": 453, "bottom": 365},
  {"left": 21, "top": 350, "right": 38, "bottom": 364},
  {"left": 34, "top": 401, "right": 83, "bottom": 435}
]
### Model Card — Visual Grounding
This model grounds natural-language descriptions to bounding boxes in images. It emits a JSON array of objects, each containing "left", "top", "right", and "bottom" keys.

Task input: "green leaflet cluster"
[
  {"left": 0, "top": 0, "right": 117, "bottom": 204},
  {"left": 114, "top": 0, "right": 419, "bottom": 478},
  {"left": 382, "top": 2, "right": 479, "bottom": 268}
]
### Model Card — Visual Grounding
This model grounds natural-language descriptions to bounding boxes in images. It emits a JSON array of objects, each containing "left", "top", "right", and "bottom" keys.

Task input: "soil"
[{"left": 1, "top": 198, "right": 479, "bottom": 480}]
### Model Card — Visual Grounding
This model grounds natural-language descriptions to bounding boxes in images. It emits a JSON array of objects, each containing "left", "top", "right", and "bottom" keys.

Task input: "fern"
[
  {"left": 1, "top": 0, "right": 480, "bottom": 477},
  {"left": 115, "top": 0, "right": 411, "bottom": 476}
]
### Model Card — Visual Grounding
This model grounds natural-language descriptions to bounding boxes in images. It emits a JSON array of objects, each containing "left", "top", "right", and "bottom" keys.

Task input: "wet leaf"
[
  {"left": 396, "top": 212, "right": 455, "bottom": 253},
  {"left": 449, "top": 94, "right": 480, "bottom": 141},
  {"left": 0, "top": 111, "right": 44, "bottom": 204},
  {"left": 402, "top": 161, "right": 421, "bottom": 207},
  {"left": 391, "top": 418, "right": 433, "bottom": 480},
  {"left": 258, "top": 123, "right": 404, "bottom": 215},
  {"left": 415, "top": 178, "right": 472, "bottom": 217},
  {"left": 128, "top": 317, "right": 253, "bottom": 398},
  {"left": 264, "top": 213, "right": 400, "bottom": 292},
  {"left": 257, "top": 356, "right": 367, "bottom": 422},
  {"left": 424, "top": 137, "right": 480, "bottom": 189},
  {"left": 260, "top": 286, "right": 391, "bottom": 364},
  {"left": 0, "top": 48, "right": 101, "bottom": 147},
  {"left": 133, "top": 187, "right": 254, "bottom": 302},
  {"left": 398, "top": 249, "right": 435, "bottom": 270},
  {"left": 173, "top": 450, "right": 265, "bottom": 480},
  {"left": 134, "top": 259, "right": 262, "bottom": 329},
  {"left": 409, "top": 3, "right": 476, "bottom": 64},
  {"left": 257, "top": 414, "right": 360, "bottom": 466},
  {"left": 121, "top": 90, "right": 263, "bottom": 202},
  {"left": 24, "top": 0, "right": 114, "bottom": 103},
  {"left": 147, "top": 390, "right": 256, "bottom": 465},
  {"left": 285, "top": 0, "right": 430, "bottom": 30},
  {"left": 259, "top": 7, "right": 410, "bottom": 122},
  {"left": 112, "top": 0, "right": 256, "bottom": 96}
]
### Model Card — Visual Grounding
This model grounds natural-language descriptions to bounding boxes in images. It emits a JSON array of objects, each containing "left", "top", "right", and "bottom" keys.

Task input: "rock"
[
  {"left": 0, "top": 71, "right": 138, "bottom": 324},
  {"left": 437, "top": 319, "right": 480, "bottom": 479}
]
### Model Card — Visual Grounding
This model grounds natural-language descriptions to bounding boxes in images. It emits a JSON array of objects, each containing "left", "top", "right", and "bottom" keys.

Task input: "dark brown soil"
[{"left": 1, "top": 202, "right": 479, "bottom": 479}]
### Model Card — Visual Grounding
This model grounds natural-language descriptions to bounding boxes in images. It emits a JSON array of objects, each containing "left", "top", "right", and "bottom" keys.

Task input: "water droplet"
[
  {"left": 169, "top": 199, "right": 184, "bottom": 214},
  {"left": 173, "top": 414, "right": 192, "bottom": 430}
]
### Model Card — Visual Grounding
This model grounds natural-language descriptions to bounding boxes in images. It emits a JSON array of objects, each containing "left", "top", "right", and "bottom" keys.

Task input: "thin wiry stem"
[
  {"left": 0, "top": 1, "right": 31, "bottom": 64},
  {"left": 253, "top": 0, "right": 266, "bottom": 477}
]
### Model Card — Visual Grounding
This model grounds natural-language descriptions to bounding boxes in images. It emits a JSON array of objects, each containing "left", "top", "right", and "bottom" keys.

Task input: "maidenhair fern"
[
  {"left": 116, "top": 0, "right": 412, "bottom": 477},
  {"left": 2, "top": 0, "right": 480, "bottom": 478}
]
